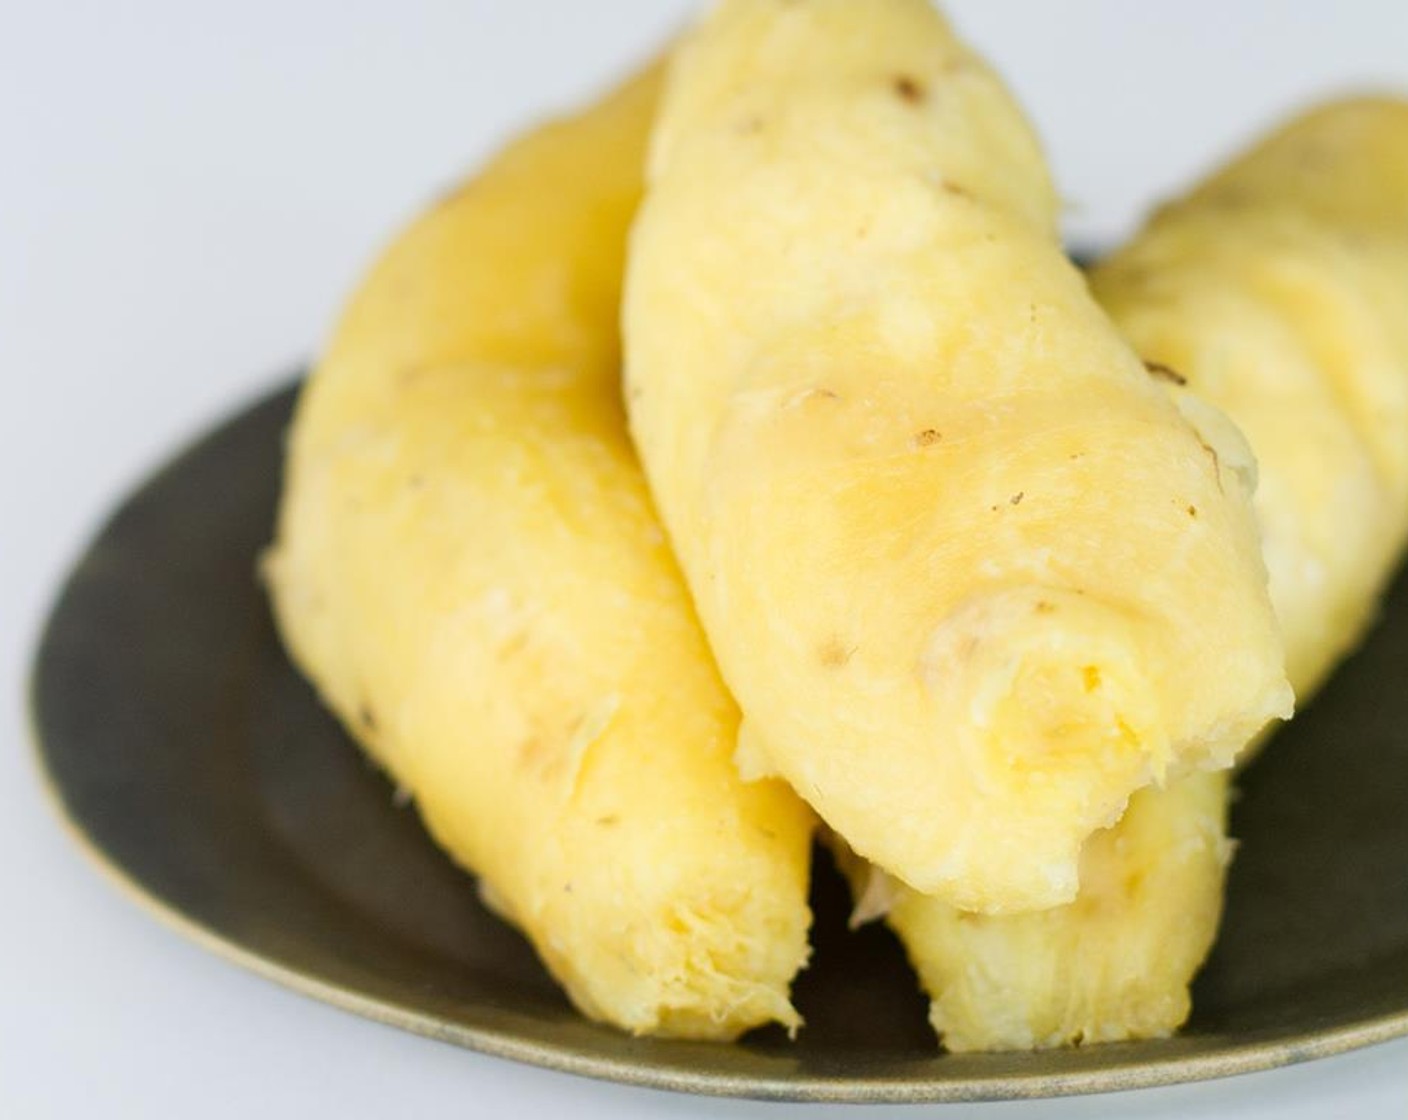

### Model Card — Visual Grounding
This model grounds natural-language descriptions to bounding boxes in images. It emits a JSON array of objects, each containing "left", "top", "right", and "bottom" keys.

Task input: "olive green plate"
[{"left": 30, "top": 383, "right": 1408, "bottom": 1103}]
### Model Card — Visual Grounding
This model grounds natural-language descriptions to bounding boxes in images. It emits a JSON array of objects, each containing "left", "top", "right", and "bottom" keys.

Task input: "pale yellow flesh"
[
  {"left": 1096, "top": 97, "right": 1408, "bottom": 702},
  {"left": 832, "top": 769, "right": 1231, "bottom": 1051},
  {"left": 264, "top": 66, "right": 814, "bottom": 1041},
  {"left": 856, "top": 97, "right": 1408, "bottom": 1051},
  {"left": 625, "top": 0, "right": 1289, "bottom": 913}
]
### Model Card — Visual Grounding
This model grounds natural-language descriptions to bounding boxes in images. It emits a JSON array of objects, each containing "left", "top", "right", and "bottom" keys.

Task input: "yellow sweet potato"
[
  {"left": 850, "top": 96, "right": 1408, "bottom": 1051},
  {"left": 625, "top": 0, "right": 1290, "bottom": 913},
  {"left": 832, "top": 769, "right": 1230, "bottom": 1050},
  {"left": 264, "top": 64, "right": 814, "bottom": 1040},
  {"left": 1097, "top": 96, "right": 1408, "bottom": 700}
]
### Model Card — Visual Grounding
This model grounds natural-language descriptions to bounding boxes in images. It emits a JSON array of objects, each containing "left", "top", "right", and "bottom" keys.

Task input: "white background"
[{"left": 4, "top": 2, "right": 1408, "bottom": 1116}]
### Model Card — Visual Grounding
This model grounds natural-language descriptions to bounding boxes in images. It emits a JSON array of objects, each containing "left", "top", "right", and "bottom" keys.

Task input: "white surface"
[{"left": 3, "top": 2, "right": 1407, "bottom": 1116}]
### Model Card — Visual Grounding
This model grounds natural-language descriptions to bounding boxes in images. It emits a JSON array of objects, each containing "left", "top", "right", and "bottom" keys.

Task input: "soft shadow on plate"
[{"left": 29, "top": 381, "right": 1408, "bottom": 1103}]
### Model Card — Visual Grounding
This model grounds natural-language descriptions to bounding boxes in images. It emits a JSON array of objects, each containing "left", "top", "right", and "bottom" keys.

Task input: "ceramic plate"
[{"left": 30, "top": 382, "right": 1408, "bottom": 1103}]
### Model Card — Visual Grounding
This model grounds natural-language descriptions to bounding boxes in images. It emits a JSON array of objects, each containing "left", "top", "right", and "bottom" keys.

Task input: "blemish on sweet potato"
[
  {"left": 1194, "top": 434, "right": 1224, "bottom": 493},
  {"left": 358, "top": 703, "right": 378, "bottom": 733},
  {"left": 818, "top": 636, "right": 857, "bottom": 668},
  {"left": 1144, "top": 360, "right": 1188, "bottom": 386},
  {"left": 786, "top": 386, "right": 841, "bottom": 409},
  {"left": 913, "top": 428, "right": 943, "bottom": 447},
  {"left": 894, "top": 74, "right": 926, "bottom": 103}
]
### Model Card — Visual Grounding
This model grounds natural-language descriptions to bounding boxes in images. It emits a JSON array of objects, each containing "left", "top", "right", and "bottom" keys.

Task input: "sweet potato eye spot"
[
  {"left": 358, "top": 703, "right": 378, "bottom": 732},
  {"left": 1144, "top": 360, "right": 1188, "bottom": 386},
  {"left": 818, "top": 636, "right": 857, "bottom": 668},
  {"left": 894, "top": 74, "right": 926, "bottom": 103}
]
